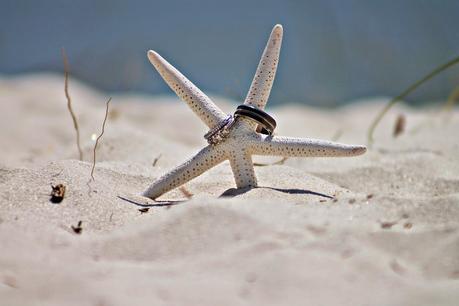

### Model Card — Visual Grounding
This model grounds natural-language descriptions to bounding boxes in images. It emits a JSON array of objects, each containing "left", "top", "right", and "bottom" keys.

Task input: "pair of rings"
[{"left": 204, "top": 104, "right": 276, "bottom": 145}]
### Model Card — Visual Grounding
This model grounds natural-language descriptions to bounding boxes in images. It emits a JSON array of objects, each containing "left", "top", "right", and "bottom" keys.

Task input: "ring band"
[
  {"left": 204, "top": 115, "right": 235, "bottom": 145},
  {"left": 234, "top": 104, "right": 276, "bottom": 135}
]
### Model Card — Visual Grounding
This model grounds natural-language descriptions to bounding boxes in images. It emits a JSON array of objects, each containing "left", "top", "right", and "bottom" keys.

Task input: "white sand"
[{"left": 0, "top": 73, "right": 458, "bottom": 305}]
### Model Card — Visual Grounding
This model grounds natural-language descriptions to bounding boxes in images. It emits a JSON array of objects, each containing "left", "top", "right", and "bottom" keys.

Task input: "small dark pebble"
[
  {"left": 393, "top": 114, "right": 406, "bottom": 138},
  {"left": 71, "top": 221, "right": 83, "bottom": 234},
  {"left": 381, "top": 221, "right": 397, "bottom": 229},
  {"left": 50, "top": 184, "right": 66, "bottom": 203},
  {"left": 138, "top": 208, "right": 150, "bottom": 214},
  {"left": 390, "top": 259, "right": 405, "bottom": 275}
]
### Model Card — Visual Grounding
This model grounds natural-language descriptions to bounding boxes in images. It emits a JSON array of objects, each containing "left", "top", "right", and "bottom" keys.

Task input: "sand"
[{"left": 0, "top": 73, "right": 458, "bottom": 306}]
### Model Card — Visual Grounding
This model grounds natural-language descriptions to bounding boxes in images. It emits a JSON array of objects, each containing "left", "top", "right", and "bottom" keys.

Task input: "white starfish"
[{"left": 142, "top": 24, "right": 366, "bottom": 200}]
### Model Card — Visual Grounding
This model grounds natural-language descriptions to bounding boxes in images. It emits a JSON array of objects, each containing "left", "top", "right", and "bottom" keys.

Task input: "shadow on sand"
[
  {"left": 220, "top": 186, "right": 333, "bottom": 199},
  {"left": 117, "top": 195, "right": 184, "bottom": 208}
]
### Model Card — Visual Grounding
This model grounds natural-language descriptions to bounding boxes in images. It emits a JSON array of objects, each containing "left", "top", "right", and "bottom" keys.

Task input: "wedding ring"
[
  {"left": 204, "top": 115, "right": 235, "bottom": 145},
  {"left": 234, "top": 104, "right": 276, "bottom": 135}
]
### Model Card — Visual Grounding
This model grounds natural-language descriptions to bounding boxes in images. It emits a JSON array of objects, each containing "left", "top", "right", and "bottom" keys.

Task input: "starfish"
[{"left": 142, "top": 24, "right": 366, "bottom": 200}]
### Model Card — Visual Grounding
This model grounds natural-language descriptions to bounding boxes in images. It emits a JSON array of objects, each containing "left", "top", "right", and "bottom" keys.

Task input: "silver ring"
[{"left": 204, "top": 115, "right": 235, "bottom": 145}]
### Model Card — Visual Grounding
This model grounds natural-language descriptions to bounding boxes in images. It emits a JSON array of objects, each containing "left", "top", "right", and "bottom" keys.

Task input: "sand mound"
[{"left": 1, "top": 74, "right": 458, "bottom": 305}]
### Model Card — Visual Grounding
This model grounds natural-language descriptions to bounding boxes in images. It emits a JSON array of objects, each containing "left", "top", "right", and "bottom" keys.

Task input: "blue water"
[{"left": 1, "top": 0, "right": 459, "bottom": 106}]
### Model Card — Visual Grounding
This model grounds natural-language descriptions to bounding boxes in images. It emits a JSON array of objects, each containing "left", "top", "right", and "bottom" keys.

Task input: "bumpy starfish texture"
[{"left": 143, "top": 24, "right": 366, "bottom": 199}]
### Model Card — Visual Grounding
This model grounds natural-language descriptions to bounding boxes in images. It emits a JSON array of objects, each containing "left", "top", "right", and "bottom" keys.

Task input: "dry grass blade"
[
  {"left": 91, "top": 98, "right": 111, "bottom": 180},
  {"left": 407, "top": 84, "right": 459, "bottom": 135},
  {"left": 367, "top": 54, "right": 459, "bottom": 147},
  {"left": 443, "top": 84, "right": 459, "bottom": 116},
  {"left": 152, "top": 153, "right": 162, "bottom": 167},
  {"left": 254, "top": 157, "right": 288, "bottom": 167},
  {"left": 61, "top": 48, "right": 83, "bottom": 161}
]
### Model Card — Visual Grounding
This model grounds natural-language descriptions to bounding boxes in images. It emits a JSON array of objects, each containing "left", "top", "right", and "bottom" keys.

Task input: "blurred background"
[{"left": 1, "top": 0, "right": 459, "bottom": 106}]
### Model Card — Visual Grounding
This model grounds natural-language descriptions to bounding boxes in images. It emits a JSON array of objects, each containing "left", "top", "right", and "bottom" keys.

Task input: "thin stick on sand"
[
  {"left": 253, "top": 157, "right": 288, "bottom": 167},
  {"left": 367, "top": 54, "right": 459, "bottom": 147},
  {"left": 61, "top": 48, "right": 83, "bottom": 161},
  {"left": 91, "top": 98, "right": 111, "bottom": 181}
]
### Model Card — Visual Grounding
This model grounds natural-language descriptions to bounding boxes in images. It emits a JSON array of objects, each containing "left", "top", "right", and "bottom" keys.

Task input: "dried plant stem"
[
  {"left": 91, "top": 98, "right": 111, "bottom": 180},
  {"left": 443, "top": 84, "right": 459, "bottom": 114},
  {"left": 367, "top": 55, "right": 459, "bottom": 147},
  {"left": 152, "top": 153, "right": 162, "bottom": 167},
  {"left": 408, "top": 84, "right": 459, "bottom": 135},
  {"left": 253, "top": 156, "right": 288, "bottom": 167},
  {"left": 61, "top": 48, "right": 83, "bottom": 161}
]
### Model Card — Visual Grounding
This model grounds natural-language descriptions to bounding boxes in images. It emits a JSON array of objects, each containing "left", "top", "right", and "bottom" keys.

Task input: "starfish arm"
[
  {"left": 228, "top": 149, "right": 258, "bottom": 188},
  {"left": 244, "top": 24, "right": 283, "bottom": 110},
  {"left": 248, "top": 135, "right": 367, "bottom": 157},
  {"left": 148, "top": 50, "right": 227, "bottom": 129},
  {"left": 142, "top": 146, "right": 227, "bottom": 199}
]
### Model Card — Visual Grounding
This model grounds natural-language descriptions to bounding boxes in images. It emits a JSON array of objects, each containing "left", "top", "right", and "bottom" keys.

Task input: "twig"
[
  {"left": 51, "top": 169, "right": 64, "bottom": 177},
  {"left": 91, "top": 98, "right": 111, "bottom": 180},
  {"left": 152, "top": 153, "right": 162, "bottom": 167},
  {"left": 367, "top": 54, "right": 459, "bottom": 147},
  {"left": 61, "top": 48, "right": 83, "bottom": 161}
]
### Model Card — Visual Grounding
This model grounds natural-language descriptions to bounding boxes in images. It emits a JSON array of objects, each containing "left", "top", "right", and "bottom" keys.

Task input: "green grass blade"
[{"left": 367, "top": 55, "right": 459, "bottom": 147}]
